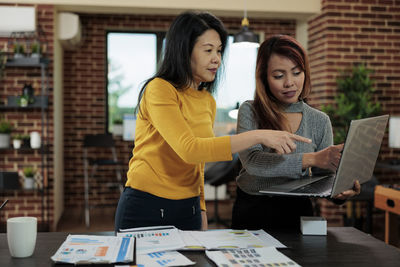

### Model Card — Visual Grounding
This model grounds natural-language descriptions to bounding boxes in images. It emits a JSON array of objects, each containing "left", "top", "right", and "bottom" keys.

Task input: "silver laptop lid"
[{"left": 331, "top": 115, "right": 389, "bottom": 196}]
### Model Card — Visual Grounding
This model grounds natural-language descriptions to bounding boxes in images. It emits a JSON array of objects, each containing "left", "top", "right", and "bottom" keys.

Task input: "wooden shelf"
[
  {"left": 5, "top": 57, "right": 49, "bottom": 67},
  {"left": 0, "top": 145, "right": 50, "bottom": 153},
  {"left": 0, "top": 95, "right": 48, "bottom": 110},
  {"left": 0, "top": 187, "right": 45, "bottom": 192}
]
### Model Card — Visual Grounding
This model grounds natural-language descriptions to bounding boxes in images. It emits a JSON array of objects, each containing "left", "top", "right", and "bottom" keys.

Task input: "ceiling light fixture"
[{"left": 233, "top": 0, "right": 260, "bottom": 48}]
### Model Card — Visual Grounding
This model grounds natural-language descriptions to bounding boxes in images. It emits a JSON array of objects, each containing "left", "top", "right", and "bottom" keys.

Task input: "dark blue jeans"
[{"left": 115, "top": 187, "right": 202, "bottom": 232}]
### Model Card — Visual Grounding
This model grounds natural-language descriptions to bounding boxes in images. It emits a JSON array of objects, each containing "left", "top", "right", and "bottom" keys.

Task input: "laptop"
[{"left": 259, "top": 115, "right": 389, "bottom": 197}]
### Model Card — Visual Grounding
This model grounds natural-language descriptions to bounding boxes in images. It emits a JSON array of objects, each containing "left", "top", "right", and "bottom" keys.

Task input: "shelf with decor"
[
  {"left": 0, "top": 170, "right": 45, "bottom": 195},
  {"left": 0, "top": 55, "right": 50, "bottom": 231},
  {"left": 0, "top": 144, "right": 50, "bottom": 152},
  {"left": 5, "top": 57, "right": 49, "bottom": 67},
  {"left": 0, "top": 95, "right": 48, "bottom": 110}
]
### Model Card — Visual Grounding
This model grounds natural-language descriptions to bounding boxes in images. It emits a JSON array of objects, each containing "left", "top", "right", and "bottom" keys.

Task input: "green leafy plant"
[
  {"left": 18, "top": 95, "right": 35, "bottom": 106},
  {"left": 0, "top": 120, "right": 13, "bottom": 134},
  {"left": 13, "top": 133, "right": 23, "bottom": 140},
  {"left": 23, "top": 166, "right": 36, "bottom": 178},
  {"left": 13, "top": 43, "right": 25, "bottom": 54},
  {"left": 31, "top": 41, "right": 41, "bottom": 54},
  {"left": 108, "top": 59, "right": 132, "bottom": 132},
  {"left": 321, "top": 64, "right": 381, "bottom": 144},
  {"left": 113, "top": 118, "right": 123, "bottom": 125}
]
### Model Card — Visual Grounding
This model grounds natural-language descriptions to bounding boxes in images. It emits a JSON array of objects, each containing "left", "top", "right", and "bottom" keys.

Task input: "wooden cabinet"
[{"left": 374, "top": 185, "right": 400, "bottom": 246}]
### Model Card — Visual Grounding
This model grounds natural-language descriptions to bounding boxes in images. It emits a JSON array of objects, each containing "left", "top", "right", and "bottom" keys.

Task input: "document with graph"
[
  {"left": 189, "top": 229, "right": 269, "bottom": 250},
  {"left": 136, "top": 251, "right": 195, "bottom": 266},
  {"left": 51, "top": 235, "right": 135, "bottom": 264},
  {"left": 117, "top": 225, "right": 186, "bottom": 255}
]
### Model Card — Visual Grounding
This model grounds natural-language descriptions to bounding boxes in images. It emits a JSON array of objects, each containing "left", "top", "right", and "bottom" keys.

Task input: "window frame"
[{"left": 105, "top": 30, "right": 166, "bottom": 134}]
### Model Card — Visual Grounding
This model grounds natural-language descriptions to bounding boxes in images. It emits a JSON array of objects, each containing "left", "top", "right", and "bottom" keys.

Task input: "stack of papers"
[
  {"left": 117, "top": 226, "right": 286, "bottom": 253},
  {"left": 115, "top": 226, "right": 291, "bottom": 266},
  {"left": 51, "top": 235, "right": 134, "bottom": 264},
  {"left": 51, "top": 226, "right": 293, "bottom": 266}
]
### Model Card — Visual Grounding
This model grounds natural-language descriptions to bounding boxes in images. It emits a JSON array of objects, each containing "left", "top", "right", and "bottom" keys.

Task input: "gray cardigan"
[{"left": 236, "top": 100, "right": 333, "bottom": 195}]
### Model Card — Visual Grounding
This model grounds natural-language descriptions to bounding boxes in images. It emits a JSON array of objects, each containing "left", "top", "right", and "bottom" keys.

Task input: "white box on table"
[{"left": 300, "top": 216, "right": 327, "bottom": 235}]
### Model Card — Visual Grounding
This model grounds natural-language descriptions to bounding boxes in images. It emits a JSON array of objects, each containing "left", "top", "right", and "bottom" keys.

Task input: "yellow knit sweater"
[{"left": 125, "top": 78, "right": 232, "bottom": 210}]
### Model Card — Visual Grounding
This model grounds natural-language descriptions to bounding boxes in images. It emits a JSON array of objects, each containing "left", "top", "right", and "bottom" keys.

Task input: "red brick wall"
[
  {"left": 2, "top": 1, "right": 398, "bottom": 232},
  {"left": 62, "top": 13, "right": 296, "bottom": 216},
  {"left": 308, "top": 0, "right": 400, "bottom": 227},
  {"left": 0, "top": 4, "right": 54, "bottom": 231}
]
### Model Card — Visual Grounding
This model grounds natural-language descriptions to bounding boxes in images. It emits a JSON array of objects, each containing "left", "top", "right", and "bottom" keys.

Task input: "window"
[
  {"left": 106, "top": 33, "right": 257, "bottom": 136},
  {"left": 214, "top": 36, "right": 257, "bottom": 135},
  {"left": 106, "top": 32, "right": 164, "bottom": 133}
]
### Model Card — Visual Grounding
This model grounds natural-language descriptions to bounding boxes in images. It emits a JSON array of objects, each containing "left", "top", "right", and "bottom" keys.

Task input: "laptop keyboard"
[{"left": 291, "top": 177, "right": 334, "bottom": 195}]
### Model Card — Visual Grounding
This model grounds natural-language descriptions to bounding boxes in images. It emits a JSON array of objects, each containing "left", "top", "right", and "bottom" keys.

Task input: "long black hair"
[{"left": 136, "top": 11, "right": 228, "bottom": 114}]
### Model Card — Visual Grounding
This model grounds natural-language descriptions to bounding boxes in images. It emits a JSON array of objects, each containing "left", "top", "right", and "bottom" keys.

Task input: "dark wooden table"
[{"left": 1, "top": 227, "right": 399, "bottom": 267}]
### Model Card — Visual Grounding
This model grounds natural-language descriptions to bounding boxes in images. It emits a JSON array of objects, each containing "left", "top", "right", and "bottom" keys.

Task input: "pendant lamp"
[{"left": 233, "top": 1, "right": 259, "bottom": 47}]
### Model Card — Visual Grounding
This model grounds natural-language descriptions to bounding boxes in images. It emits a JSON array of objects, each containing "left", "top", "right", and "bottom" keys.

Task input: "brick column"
[{"left": 308, "top": 0, "right": 400, "bottom": 226}]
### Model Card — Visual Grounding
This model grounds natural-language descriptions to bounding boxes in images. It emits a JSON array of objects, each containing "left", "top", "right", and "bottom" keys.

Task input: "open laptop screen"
[{"left": 331, "top": 115, "right": 389, "bottom": 195}]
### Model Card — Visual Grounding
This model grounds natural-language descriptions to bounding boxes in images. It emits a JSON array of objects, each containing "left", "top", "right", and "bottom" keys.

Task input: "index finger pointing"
[{"left": 290, "top": 134, "right": 312, "bottom": 144}]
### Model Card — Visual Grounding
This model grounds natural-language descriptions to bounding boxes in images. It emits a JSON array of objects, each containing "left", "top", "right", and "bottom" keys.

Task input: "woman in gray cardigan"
[{"left": 231, "top": 35, "right": 360, "bottom": 230}]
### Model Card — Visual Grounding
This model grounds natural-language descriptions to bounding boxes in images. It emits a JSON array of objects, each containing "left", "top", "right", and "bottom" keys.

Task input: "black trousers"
[
  {"left": 114, "top": 187, "right": 202, "bottom": 232},
  {"left": 231, "top": 187, "right": 314, "bottom": 231}
]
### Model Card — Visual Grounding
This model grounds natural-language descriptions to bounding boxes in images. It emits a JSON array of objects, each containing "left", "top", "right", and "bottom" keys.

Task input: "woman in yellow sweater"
[{"left": 114, "top": 11, "right": 311, "bottom": 231}]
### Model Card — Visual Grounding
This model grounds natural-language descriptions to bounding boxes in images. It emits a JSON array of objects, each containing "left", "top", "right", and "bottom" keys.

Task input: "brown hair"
[{"left": 253, "top": 34, "right": 311, "bottom": 131}]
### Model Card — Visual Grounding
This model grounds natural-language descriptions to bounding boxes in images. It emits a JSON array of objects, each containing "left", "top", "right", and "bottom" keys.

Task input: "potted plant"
[
  {"left": 0, "top": 120, "right": 13, "bottom": 148},
  {"left": 30, "top": 41, "right": 41, "bottom": 58},
  {"left": 112, "top": 118, "right": 123, "bottom": 136},
  {"left": 22, "top": 166, "right": 36, "bottom": 189},
  {"left": 321, "top": 64, "right": 381, "bottom": 227},
  {"left": 19, "top": 95, "right": 29, "bottom": 107},
  {"left": 12, "top": 134, "right": 23, "bottom": 149},
  {"left": 321, "top": 64, "right": 381, "bottom": 144},
  {"left": 19, "top": 84, "right": 35, "bottom": 107},
  {"left": 13, "top": 43, "right": 25, "bottom": 59}
]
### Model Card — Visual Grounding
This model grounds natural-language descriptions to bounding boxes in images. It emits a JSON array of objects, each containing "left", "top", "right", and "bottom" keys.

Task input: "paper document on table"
[
  {"left": 51, "top": 235, "right": 134, "bottom": 264},
  {"left": 137, "top": 251, "right": 195, "bottom": 266},
  {"left": 249, "top": 229, "right": 287, "bottom": 248},
  {"left": 117, "top": 225, "right": 186, "bottom": 255},
  {"left": 117, "top": 251, "right": 195, "bottom": 267},
  {"left": 179, "top": 229, "right": 285, "bottom": 250},
  {"left": 189, "top": 229, "right": 266, "bottom": 249},
  {"left": 178, "top": 230, "right": 206, "bottom": 250},
  {"left": 206, "top": 247, "right": 301, "bottom": 267}
]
